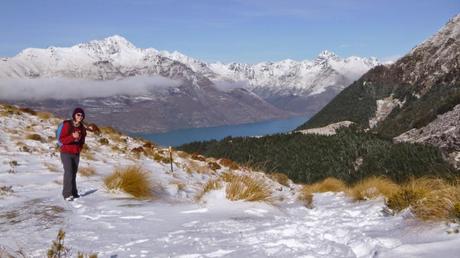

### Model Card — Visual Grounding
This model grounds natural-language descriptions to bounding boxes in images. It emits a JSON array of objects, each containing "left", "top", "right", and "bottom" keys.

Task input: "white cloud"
[
  {"left": 212, "top": 80, "right": 250, "bottom": 92},
  {"left": 0, "top": 76, "right": 181, "bottom": 100}
]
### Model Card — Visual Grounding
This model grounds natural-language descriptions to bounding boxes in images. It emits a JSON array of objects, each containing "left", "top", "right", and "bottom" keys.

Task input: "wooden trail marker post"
[{"left": 169, "top": 146, "right": 173, "bottom": 173}]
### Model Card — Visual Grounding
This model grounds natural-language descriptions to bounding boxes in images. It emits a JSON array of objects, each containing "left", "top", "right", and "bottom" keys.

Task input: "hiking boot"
[
  {"left": 64, "top": 196, "right": 74, "bottom": 201},
  {"left": 73, "top": 194, "right": 80, "bottom": 198}
]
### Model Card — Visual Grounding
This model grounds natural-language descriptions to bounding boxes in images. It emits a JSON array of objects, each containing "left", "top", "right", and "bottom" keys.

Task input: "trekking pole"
[{"left": 169, "top": 146, "right": 173, "bottom": 173}]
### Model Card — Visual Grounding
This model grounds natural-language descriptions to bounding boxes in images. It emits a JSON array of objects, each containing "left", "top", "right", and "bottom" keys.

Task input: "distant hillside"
[
  {"left": 178, "top": 126, "right": 455, "bottom": 184},
  {"left": 297, "top": 14, "right": 460, "bottom": 139}
]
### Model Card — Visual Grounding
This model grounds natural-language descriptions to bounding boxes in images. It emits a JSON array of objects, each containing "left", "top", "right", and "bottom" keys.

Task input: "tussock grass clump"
[
  {"left": 79, "top": 167, "right": 96, "bottom": 177},
  {"left": 298, "top": 177, "right": 347, "bottom": 208},
  {"left": 191, "top": 153, "right": 206, "bottom": 161},
  {"left": 19, "top": 107, "right": 37, "bottom": 115},
  {"left": 184, "top": 160, "right": 213, "bottom": 174},
  {"left": 195, "top": 179, "right": 223, "bottom": 201},
  {"left": 269, "top": 172, "right": 290, "bottom": 187},
  {"left": 176, "top": 151, "right": 191, "bottom": 159},
  {"left": 208, "top": 161, "right": 221, "bottom": 171},
  {"left": 37, "top": 111, "right": 52, "bottom": 120},
  {"left": 349, "top": 176, "right": 399, "bottom": 201},
  {"left": 26, "top": 133, "right": 43, "bottom": 142},
  {"left": 152, "top": 152, "right": 172, "bottom": 164},
  {"left": 104, "top": 166, "right": 153, "bottom": 199},
  {"left": 223, "top": 173, "right": 272, "bottom": 202},
  {"left": 218, "top": 158, "right": 240, "bottom": 170},
  {"left": 411, "top": 187, "right": 459, "bottom": 221},
  {"left": 98, "top": 138, "right": 109, "bottom": 145},
  {"left": 310, "top": 177, "right": 348, "bottom": 193},
  {"left": 298, "top": 185, "right": 314, "bottom": 208},
  {"left": 385, "top": 177, "right": 460, "bottom": 221}
]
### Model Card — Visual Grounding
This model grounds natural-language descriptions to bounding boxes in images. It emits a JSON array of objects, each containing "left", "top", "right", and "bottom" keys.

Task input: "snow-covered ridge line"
[{"left": 0, "top": 35, "right": 380, "bottom": 96}]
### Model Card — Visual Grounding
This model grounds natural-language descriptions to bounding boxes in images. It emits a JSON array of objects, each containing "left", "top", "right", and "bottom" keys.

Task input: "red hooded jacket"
[{"left": 59, "top": 120, "right": 87, "bottom": 154}]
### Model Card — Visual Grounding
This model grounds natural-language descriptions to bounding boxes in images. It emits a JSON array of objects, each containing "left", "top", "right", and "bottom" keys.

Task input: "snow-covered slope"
[
  {"left": 0, "top": 35, "right": 379, "bottom": 115},
  {"left": 1, "top": 103, "right": 460, "bottom": 257},
  {"left": 208, "top": 50, "right": 379, "bottom": 97}
]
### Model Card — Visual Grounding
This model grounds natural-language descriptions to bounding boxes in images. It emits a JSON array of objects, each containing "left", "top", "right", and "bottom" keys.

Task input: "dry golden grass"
[
  {"left": 298, "top": 185, "right": 314, "bottom": 208},
  {"left": 195, "top": 178, "right": 223, "bottom": 201},
  {"left": 208, "top": 161, "right": 221, "bottom": 171},
  {"left": 311, "top": 177, "right": 348, "bottom": 193},
  {"left": 37, "top": 111, "right": 52, "bottom": 120},
  {"left": 191, "top": 153, "right": 206, "bottom": 161},
  {"left": 99, "top": 137, "right": 110, "bottom": 145},
  {"left": 79, "top": 167, "right": 96, "bottom": 177},
  {"left": 151, "top": 151, "right": 172, "bottom": 164},
  {"left": 349, "top": 176, "right": 399, "bottom": 201},
  {"left": 26, "top": 133, "right": 43, "bottom": 142},
  {"left": 411, "top": 187, "right": 458, "bottom": 221},
  {"left": 385, "top": 177, "right": 460, "bottom": 221},
  {"left": 223, "top": 173, "right": 272, "bottom": 202},
  {"left": 44, "top": 162, "right": 59, "bottom": 172},
  {"left": 185, "top": 160, "right": 213, "bottom": 174},
  {"left": 269, "top": 172, "right": 290, "bottom": 187},
  {"left": 19, "top": 107, "right": 37, "bottom": 115},
  {"left": 176, "top": 150, "right": 191, "bottom": 159},
  {"left": 104, "top": 166, "right": 153, "bottom": 199},
  {"left": 218, "top": 158, "right": 240, "bottom": 170},
  {"left": 386, "top": 177, "right": 446, "bottom": 212},
  {"left": 297, "top": 177, "right": 348, "bottom": 208}
]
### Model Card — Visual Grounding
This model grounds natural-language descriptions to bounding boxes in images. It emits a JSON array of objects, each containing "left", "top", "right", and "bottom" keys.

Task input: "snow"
[
  {"left": 297, "top": 121, "right": 355, "bottom": 136},
  {"left": 0, "top": 35, "right": 379, "bottom": 100},
  {"left": 1, "top": 104, "right": 460, "bottom": 257}
]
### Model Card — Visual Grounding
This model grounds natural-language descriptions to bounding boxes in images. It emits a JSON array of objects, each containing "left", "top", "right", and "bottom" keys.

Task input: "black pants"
[{"left": 61, "top": 152, "right": 80, "bottom": 198}]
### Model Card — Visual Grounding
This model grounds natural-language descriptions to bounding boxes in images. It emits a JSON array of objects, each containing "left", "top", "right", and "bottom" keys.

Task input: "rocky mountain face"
[
  {"left": 394, "top": 105, "right": 460, "bottom": 169},
  {"left": 166, "top": 50, "right": 379, "bottom": 114},
  {"left": 0, "top": 35, "right": 377, "bottom": 133},
  {"left": 297, "top": 13, "right": 460, "bottom": 168}
]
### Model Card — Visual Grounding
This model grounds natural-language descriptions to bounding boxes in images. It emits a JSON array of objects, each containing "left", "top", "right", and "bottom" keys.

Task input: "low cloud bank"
[
  {"left": 0, "top": 76, "right": 181, "bottom": 100},
  {"left": 212, "top": 79, "right": 250, "bottom": 92}
]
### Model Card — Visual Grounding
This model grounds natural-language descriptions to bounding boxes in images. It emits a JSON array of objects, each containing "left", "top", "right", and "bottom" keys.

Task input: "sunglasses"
[{"left": 75, "top": 113, "right": 83, "bottom": 117}]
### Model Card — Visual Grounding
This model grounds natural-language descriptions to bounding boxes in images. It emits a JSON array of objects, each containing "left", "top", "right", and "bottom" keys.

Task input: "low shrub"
[
  {"left": 349, "top": 176, "right": 399, "bottom": 201},
  {"left": 104, "top": 166, "right": 153, "bottom": 199},
  {"left": 224, "top": 174, "right": 272, "bottom": 202}
]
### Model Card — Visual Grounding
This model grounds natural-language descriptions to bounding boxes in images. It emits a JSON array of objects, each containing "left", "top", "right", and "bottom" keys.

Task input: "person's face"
[{"left": 75, "top": 113, "right": 84, "bottom": 122}]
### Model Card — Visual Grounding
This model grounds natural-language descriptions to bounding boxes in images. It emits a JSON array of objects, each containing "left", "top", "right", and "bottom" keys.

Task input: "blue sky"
[{"left": 1, "top": 0, "right": 458, "bottom": 63}]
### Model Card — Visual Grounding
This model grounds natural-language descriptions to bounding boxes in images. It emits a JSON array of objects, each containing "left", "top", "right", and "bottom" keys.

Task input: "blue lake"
[{"left": 131, "top": 115, "right": 310, "bottom": 147}]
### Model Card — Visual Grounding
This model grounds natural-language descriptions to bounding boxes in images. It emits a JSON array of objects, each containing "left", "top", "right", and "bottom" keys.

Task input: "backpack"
[{"left": 56, "top": 120, "right": 70, "bottom": 147}]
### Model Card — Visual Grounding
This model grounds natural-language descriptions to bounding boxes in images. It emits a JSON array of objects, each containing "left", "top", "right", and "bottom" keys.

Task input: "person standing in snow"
[{"left": 59, "top": 107, "right": 87, "bottom": 201}]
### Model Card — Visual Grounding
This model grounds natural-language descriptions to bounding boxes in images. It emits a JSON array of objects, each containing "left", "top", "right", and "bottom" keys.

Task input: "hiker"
[{"left": 59, "top": 107, "right": 87, "bottom": 201}]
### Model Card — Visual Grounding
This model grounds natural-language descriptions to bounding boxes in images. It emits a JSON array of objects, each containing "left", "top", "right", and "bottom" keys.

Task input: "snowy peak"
[
  {"left": 78, "top": 35, "right": 137, "bottom": 54},
  {"left": 315, "top": 50, "right": 340, "bottom": 63}
]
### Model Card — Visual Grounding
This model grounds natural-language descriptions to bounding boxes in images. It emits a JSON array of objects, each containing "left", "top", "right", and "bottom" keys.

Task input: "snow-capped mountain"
[
  {"left": 0, "top": 36, "right": 292, "bottom": 133},
  {"left": 161, "top": 49, "right": 380, "bottom": 113},
  {"left": 0, "top": 35, "right": 379, "bottom": 132}
]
